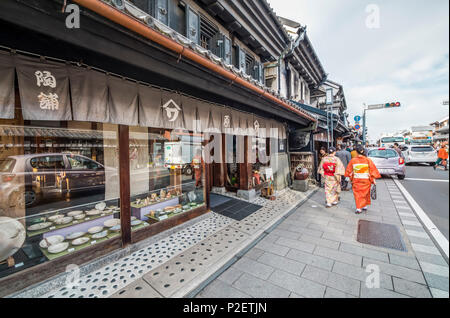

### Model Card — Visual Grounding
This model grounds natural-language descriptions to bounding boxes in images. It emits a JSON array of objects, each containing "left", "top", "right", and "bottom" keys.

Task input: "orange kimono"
[{"left": 345, "top": 155, "right": 381, "bottom": 210}]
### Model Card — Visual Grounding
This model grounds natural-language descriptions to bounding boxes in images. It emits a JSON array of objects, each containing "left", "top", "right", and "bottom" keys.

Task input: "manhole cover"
[{"left": 357, "top": 220, "right": 407, "bottom": 252}]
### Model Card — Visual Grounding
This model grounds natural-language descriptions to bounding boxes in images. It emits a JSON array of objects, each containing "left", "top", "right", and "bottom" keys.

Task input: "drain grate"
[
  {"left": 357, "top": 220, "right": 407, "bottom": 252},
  {"left": 212, "top": 197, "right": 263, "bottom": 221},
  {"left": 142, "top": 227, "right": 249, "bottom": 297}
]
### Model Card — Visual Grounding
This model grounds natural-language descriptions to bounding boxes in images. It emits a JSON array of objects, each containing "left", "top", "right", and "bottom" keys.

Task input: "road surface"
[{"left": 400, "top": 164, "right": 449, "bottom": 240}]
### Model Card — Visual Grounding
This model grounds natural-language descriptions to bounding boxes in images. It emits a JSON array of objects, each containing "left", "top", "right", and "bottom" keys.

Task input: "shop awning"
[{"left": 0, "top": 52, "right": 286, "bottom": 139}]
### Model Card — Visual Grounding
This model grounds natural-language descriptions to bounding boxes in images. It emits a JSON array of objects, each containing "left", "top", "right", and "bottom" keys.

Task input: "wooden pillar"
[
  {"left": 118, "top": 125, "right": 131, "bottom": 247},
  {"left": 239, "top": 136, "right": 253, "bottom": 190},
  {"left": 212, "top": 134, "right": 226, "bottom": 187}
]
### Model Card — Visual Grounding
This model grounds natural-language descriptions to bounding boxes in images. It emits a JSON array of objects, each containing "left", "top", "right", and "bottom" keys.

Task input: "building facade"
[{"left": 0, "top": 0, "right": 334, "bottom": 295}]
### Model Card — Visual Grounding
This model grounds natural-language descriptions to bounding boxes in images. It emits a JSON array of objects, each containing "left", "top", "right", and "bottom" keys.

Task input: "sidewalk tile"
[
  {"left": 324, "top": 287, "right": 356, "bottom": 298},
  {"left": 362, "top": 258, "right": 426, "bottom": 284},
  {"left": 360, "top": 284, "right": 410, "bottom": 298},
  {"left": 423, "top": 272, "right": 449, "bottom": 291},
  {"left": 414, "top": 251, "right": 448, "bottom": 267},
  {"left": 254, "top": 240, "right": 290, "bottom": 257},
  {"left": 299, "top": 234, "right": 340, "bottom": 250},
  {"left": 419, "top": 262, "right": 449, "bottom": 278},
  {"left": 430, "top": 288, "right": 449, "bottom": 298},
  {"left": 258, "top": 252, "right": 306, "bottom": 276},
  {"left": 407, "top": 235, "right": 435, "bottom": 247},
  {"left": 314, "top": 246, "right": 362, "bottom": 267},
  {"left": 402, "top": 220, "right": 423, "bottom": 227},
  {"left": 339, "top": 243, "right": 389, "bottom": 262},
  {"left": 270, "top": 228, "right": 301, "bottom": 240},
  {"left": 233, "top": 257, "right": 274, "bottom": 280},
  {"left": 392, "top": 277, "right": 432, "bottom": 298},
  {"left": 389, "top": 254, "right": 421, "bottom": 271},
  {"left": 412, "top": 243, "right": 442, "bottom": 256},
  {"left": 289, "top": 292, "right": 305, "bottom": 298},
  {"left": 197, "top": 280, "right": 251, "bottom": 298},
  {"left": 286, "top": 249, "right": 334, "bottom": 271},
  {"left": 301, "top": 265, "right": 360, "bottom": 296},
  {"left": 275, "top": 237, "right": 316, "bottom": 253},
  {"left": 287, "top": 225, "right": 323, "bottom": 238},
  {"left": 244, "top": 248, "right": 265, "bottom": 261},
  {"left": 268, "top": 270, "right": 326, "bottom": 298},
  {"left": 217, "top": 267, "right": 244, "bottom": 285},
  {"left": 332, "top": 261, "right": 393, "bottom": 290},
  {"left": 308, "top": 223, "right": 344, "bottom": 235},
  {"left": 328, "top": 221, "right": 356, "bottom": 232},
  {"left": 233, "top": 273, "right": 290, "bottom": 298},
  {"left": 322, "top": 232, "right": 361, "bottom": 245}
]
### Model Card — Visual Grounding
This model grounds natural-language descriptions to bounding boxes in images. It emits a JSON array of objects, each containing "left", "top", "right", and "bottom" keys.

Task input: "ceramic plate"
[
  {"left": 71, "top": 237, "right": 90, "bottom": 246},
  {"left": 27, "top": 222, "right": 52, "bottom": 231},
  {"left": 104, "top": 219, "right": 120, "bottom": 228},
  {"left": 95, "top": 202, "right": 106, "bottom": 211},
  {"left": 130, "top": 216, "right": 137, "bottom": 221},
  {"left": 131, "top": 220, "right": 142, "bottom": 227},
  {"left": 88, "top": 226, "right": 104, "bottom": 234},
  {"left": 110, "top": 225, "right": 121, "bottom": 232},
  {"left": 67, "top": 210, "right": 84, "bottom": 217},
  {"left": 48, "top": 242, "right": 69, "bottom": 254},
  {"left": 47, "top": 215, "right": 64, "bottom": 222},
  {"left": 39, "top": 235, "right": 64, "bottom": 249},
  {"left": 86, "top": 209, "right": 102, "bottom": 216},
  {"left": 91, "top": 230, "right": 108, "bottom": 239},
  {"left": 66, "top": 232, "right": 86, "bottom": 240},
  {"left": 74, "top": 213, "right": 86, "bottom": 220},
  {"left": 54, "top": 216, "right": 73, "bottom": 225}
]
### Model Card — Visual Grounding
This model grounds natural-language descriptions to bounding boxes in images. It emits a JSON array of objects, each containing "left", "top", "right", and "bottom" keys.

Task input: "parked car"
[
  {"left": 367, "top": 148, "right": 406, "bottom": 180},
  {"left": 0, "top": 153, "right": 111, "bottom": 209},
  {"left": 402, "top": 145, "right": 437, "bottom": 165}
]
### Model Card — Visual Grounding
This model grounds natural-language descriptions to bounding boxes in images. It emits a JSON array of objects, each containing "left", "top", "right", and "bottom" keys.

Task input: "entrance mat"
[
  {"left": 210, "top": 193, "right": 232, "bottom": 208},
  {"left": 211, "top": 194, "right": 263, "bottom": 221},
  {"left": 357, "top": 220, "right": 407, "bottom": 252}
]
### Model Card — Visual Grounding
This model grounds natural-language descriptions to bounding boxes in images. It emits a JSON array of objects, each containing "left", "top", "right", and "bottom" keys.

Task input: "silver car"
[
  {"left": 402, "top": 145, "right": 437, "bottom": 165},
  {"left": 367, "top": 148, "right": 406, "bottom": 180}
]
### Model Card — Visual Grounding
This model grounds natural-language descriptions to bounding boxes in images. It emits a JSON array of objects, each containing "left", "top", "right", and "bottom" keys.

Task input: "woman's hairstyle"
[{"left": 356, "top": 144, "right": 366, "bottom": 156}]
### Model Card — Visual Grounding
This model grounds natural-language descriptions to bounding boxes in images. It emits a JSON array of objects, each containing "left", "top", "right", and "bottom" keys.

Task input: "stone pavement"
[{"left": 197, "top": 178, "right": 449, "bottom": 298}]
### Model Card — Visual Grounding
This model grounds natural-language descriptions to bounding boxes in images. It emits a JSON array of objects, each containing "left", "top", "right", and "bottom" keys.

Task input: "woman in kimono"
[
  {"left": 318, "top": 147, "right": 345, "bottom": 208},
  {"left": 345, "top": 145, "right": 381, "bottom": 214}
]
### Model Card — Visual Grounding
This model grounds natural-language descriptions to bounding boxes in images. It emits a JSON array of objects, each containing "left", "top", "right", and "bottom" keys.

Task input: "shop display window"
[
  {"left": 129, "top": 127, "right": 206, "bottom": 227},
  {"left": 0, "top": 118, "right": 121, "bottom": 278}
]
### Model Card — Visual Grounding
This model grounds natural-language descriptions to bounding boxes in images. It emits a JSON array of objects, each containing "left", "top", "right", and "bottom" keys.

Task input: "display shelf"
[
  {"left": 40, "top": 222, "right": 149, "bottom": 261},
  {"left": 145, "top": 203, "right": 206, "bottom": 224},
  {"left": 132, "top": 197, "right": 180, "bottom": 221},
  {"left": 26, "top": 210, "right": 116, "bottom": 238},
  {"left": 290, "top": 152, "right": 315, "bottom": 183}
]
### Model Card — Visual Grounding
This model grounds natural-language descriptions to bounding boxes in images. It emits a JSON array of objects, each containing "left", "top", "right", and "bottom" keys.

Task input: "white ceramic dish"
[
  {"left": 0, "top": 217, "right": 26, "bottom": 262},
  {"left": 95, "top": 202, "right": 106, "bottom": 211},
  {"left": 110, "top": 225, "right": 121, "bottom": 232},
  {"left": 48, "top": 242, "right": 69, "bottom": 254},
  {"left": 27, "top": 222, "right": 52, "bottom": 231},
  {"left": 88, "top": 226, "right": 104, "bottom": 234},
  {"left": 74, "top": 213, "right": 86, "bottom": 220},
  {"left": 54, "top": 216, "right": 73, "bottom": 225},
  {"left": 47, "top": 215, "right": 64, "bottom": 222},
  {"left": 104, "top": 219, "right": 120, "bottom": 228},
  {"left": 66, "top": 232, "right": 86, "bottom": 240},
  {"left": 131, "top": 219, "right": 142, "bottom": 226},
  {"left": 130, "top": 216, "right": 137, "bottom": 221},
  {"left": 71, "top": 237, "right": 90, "bottom": 246},
  {"left": 91, "top": 230, "right": 108, "bottom": 239},
  {"left": 67, "top": 210, "right": 84, "bottom": 217},
  {"left": 86, "top": 209, "right": 102, "bottom": 216},
  {"left": 39, "top": 235, "right": 64, "bottom": 249}
]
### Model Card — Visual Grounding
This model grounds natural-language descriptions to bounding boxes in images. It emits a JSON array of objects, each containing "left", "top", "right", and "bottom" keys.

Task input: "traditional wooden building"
[{"left": 0, "top": 0, "right": 328, "bottom": 295}]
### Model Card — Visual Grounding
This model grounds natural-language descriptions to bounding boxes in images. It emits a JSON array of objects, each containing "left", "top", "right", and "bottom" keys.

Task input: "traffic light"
[{"left": 385, "top": 102, "right": 401, "bottom": 108}]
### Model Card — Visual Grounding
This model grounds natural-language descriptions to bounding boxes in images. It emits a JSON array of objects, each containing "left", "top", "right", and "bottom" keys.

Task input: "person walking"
[
  {"left": 318, "top": 147, "right": 345, "bottom": 208},
  {"left": 336, "top": 144, "right": 351, "bottom": 191},
  {"left": 345, "top": 145, "right": 381, "bottom": 214},
  {"left": 317, "top": 147, "right": 327, "bottom": 188},
  {"left": 434, "top": 144, "right": 448, "bottom": 171}
]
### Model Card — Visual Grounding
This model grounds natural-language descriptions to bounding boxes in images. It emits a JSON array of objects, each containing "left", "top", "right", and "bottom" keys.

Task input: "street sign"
[
  {"left": 367, "top": 104, "right": 385, "bottom": 110},
  {"left": 326, "top": 88, "right": 333, "bottom": 105},
  {"left": 354, "top": 124, "right": 361, "bottom": 130},
  {"left": 354, "top": 115, "right": 361, "bottom": 122}
]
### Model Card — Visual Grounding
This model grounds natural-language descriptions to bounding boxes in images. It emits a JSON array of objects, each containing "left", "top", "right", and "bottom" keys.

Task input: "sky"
[{"left": 269, "top": 0, "right": 449, "bottom": 141}]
